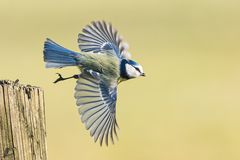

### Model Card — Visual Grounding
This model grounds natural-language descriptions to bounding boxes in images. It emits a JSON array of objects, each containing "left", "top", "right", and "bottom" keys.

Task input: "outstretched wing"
[
  {"left": 74, "top": 70, "right": 119, "bottom": 146},
  {"left": 78, "top": 21, "right": 131, "bottom": 59}
]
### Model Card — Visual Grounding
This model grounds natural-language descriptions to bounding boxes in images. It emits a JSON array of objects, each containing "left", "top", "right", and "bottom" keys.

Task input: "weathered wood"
[{"left": 0, "top": 80, "right": 47, "bottom": 160}]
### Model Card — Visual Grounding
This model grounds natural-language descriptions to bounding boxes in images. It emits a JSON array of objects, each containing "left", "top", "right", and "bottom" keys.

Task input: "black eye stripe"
[{"left": 134, "top": 67, "right": 141, "bottom": 73}]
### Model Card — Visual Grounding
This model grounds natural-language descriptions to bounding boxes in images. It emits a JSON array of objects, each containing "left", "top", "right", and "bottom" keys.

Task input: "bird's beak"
[{"left": 141, "top": 73, "right": 146, "bottom": 77}]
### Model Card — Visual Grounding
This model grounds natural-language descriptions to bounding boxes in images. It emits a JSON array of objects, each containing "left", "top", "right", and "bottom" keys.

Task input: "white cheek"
[
  {"left": 134, "top": 71, "right": 141, "bottom": 77},
  {"left": 126, "top": 64, "right": 140, "bottom": 78}
]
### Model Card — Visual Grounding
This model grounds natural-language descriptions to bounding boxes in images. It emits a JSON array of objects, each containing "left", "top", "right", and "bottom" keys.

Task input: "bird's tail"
[{"left": 43, "top": 39, "right": 81, "bottom": 68}]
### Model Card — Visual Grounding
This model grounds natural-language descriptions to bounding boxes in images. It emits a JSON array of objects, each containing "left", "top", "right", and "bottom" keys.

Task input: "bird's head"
[{"left": 120, "top": 59, "right": 145, "bottom": 80}]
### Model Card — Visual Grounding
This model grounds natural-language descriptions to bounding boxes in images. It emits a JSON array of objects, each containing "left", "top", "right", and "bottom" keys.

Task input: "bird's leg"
[{"left": 53, "top": 73, "right": 80, "bottom": 83}]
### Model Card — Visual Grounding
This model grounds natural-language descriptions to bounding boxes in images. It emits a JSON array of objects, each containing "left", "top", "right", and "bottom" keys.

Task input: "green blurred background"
[{"left": 1, "top": 0, "right": 240, "bottom": 159}]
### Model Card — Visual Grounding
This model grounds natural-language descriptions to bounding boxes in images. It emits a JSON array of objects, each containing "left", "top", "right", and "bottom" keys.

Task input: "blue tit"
[{"left": 43, "top": 21, "right": 145, "bottom": 146}]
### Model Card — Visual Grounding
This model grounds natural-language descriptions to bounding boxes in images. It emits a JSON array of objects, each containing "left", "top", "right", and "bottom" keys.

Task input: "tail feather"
[{"left": 44, "top": 38, "right": 81, "bottom": 68}]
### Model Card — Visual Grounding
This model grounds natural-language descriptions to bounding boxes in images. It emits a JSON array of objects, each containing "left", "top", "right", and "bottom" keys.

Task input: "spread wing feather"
[
  {"left": 78, "top": 21, "right": 131, "bottom": 59},
  {"left": 75, "top": 71, "right": 118, "bottom": 146}
]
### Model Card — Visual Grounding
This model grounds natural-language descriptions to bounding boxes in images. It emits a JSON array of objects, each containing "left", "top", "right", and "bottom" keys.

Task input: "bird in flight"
[{"left": 43, "top": 21, "right": 145, "bottom": 146}]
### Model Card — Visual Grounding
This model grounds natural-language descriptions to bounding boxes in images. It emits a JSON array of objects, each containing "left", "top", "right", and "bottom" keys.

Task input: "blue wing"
[
  {"left": 74, "top": 70, "right": 119, "bottom": 146},
  {"left": 78, "top": 21, "right": 131, "bottom": 59}
]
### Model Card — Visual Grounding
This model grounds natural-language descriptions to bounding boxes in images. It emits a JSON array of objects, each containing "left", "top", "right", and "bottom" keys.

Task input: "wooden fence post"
[{"left": 0, "top": 80, "right": 47, "bottom": 160}]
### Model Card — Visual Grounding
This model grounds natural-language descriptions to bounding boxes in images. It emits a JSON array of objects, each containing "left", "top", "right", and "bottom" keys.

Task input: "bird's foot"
[{"left": 53, "top": 73, "right": 80, "bottom": 83}]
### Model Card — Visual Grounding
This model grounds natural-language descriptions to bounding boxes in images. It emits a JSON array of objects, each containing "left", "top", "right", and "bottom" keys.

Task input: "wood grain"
[{"left": 0, "top": 80, "right": 47, "bottom": 160}]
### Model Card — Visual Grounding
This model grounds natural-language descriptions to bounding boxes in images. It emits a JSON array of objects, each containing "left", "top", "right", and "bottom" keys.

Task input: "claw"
[
  {"left": 53, "top": 73, "right": 65, "bottom": 83},
  {"left": 53, "top": 73, "right": 80, "bottom": 83}
]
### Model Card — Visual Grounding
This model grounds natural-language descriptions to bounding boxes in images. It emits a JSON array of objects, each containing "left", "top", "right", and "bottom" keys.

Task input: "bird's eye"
[{"left": 135, "top": 67, "right": 141, "bottom": 73}]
